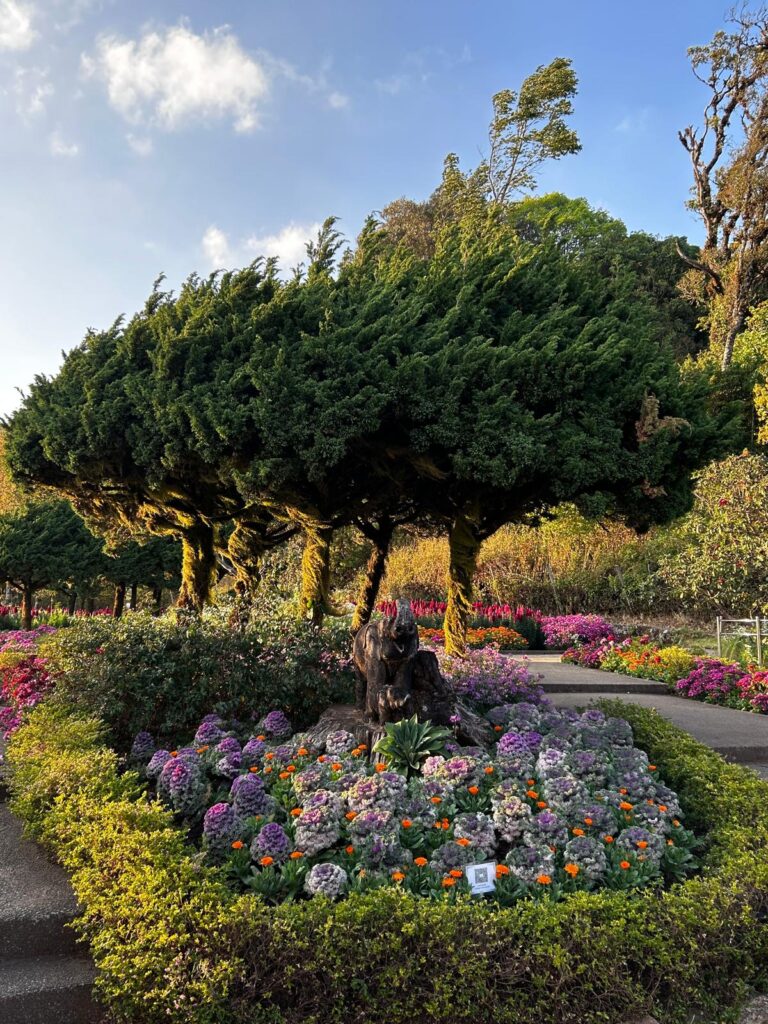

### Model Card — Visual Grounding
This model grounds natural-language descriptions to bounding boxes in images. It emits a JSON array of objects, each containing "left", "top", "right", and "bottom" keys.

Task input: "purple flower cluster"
[
  {"left": 438, "top": 647, "right": 548, "bottom": 709},
  {"left": 675, "top": 658, "right": 745, "bottom": 702}
]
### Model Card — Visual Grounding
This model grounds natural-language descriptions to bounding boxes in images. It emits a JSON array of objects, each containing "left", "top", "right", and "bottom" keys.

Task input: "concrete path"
[
  {"left": 521, "top": 653, "right": 768, "bottom": 778},
  {"left": 0, "top": 803, "right": 102, "bottom": 1023}
]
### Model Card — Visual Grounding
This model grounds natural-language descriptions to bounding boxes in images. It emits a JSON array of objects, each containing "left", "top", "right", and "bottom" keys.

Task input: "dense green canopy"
[{"left": 5, "top": 196, "right": 727, "bottom": 649}]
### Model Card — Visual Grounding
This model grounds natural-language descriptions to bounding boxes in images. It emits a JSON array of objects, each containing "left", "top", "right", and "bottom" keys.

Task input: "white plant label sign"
[{"left": 466, "top": 861, "right": 496, "bottom": 895}]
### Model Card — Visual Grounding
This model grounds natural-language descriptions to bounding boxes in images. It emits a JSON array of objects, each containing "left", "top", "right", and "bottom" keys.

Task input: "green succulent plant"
[{"left": 373, "top": 715, "right": 452, "bottom": 778}]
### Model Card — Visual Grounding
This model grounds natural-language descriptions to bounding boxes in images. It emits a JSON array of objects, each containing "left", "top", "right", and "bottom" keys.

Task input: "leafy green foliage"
[
  {"left": 659, "top": 452, "right": 768, "bottom": 614},
  {"left": 40, "top": 612, "right": 355, "bottom": 751},
  {"left": 6, "top": 699, "right": 768, "bottom": 1024},
  {"left": 373, "top": 714, "right": 452, "bottom": 777}
]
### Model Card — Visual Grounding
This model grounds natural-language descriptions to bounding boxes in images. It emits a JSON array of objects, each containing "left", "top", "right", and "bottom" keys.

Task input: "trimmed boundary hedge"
[{"left": 6, "top": 700, "right": 768, "bottom": 1024}]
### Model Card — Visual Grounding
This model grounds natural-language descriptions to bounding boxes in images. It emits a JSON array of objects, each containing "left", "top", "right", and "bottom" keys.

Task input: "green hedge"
[
  {"left": 6, "top": 700, "right": 768, "bottom": 1024},
  {"left": 38, "top": 613, "right": 355, "bottom": 751}
]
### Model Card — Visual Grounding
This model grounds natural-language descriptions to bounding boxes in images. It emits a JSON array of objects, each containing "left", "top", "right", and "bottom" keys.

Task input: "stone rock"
[{"left": 739, "top": 994, "right": 768, "bottom": 1024}]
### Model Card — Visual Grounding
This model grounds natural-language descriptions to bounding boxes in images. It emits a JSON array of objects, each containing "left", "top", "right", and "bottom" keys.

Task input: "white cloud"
[
  {"left": 202, "top": 225, "right": 232, "bottom": 268},
  {"left": 0, "top": 0, "right": 36, "bottom": 51},
  {"left": 49, "top": 129, "right": 78, "bottom": 156},
  {"left": 126, "top": 132, "right": 153, "bottom": 156},
  {"left": 12, "top": 65, "right": 53, "bottom": 116},
  {"left": 202, "top": 221, "right": 321, "bottom": 274},
  {"left": 327, "top": 90, "right": 349, "bottom": 110},
  {"left": 244, "top": 222, "right": 321, "bottom": 269},
  {"left": 82, "top": 23, "right": 269, "bottom": 133}
]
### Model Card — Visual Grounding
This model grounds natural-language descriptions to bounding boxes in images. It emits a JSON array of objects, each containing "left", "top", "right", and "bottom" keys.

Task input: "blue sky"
[{"left": 0, "top": 0, "right": 734, "bottom": 417}]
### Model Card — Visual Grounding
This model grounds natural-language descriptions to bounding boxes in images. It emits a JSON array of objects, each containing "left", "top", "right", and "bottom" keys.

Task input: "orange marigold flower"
[
  {"left": 264, "top": 766, "right": 273, "bottom": 774},
  {"left": 286, "top": 765, "right": 296, "bottom": 773},
  {"left": 345, "top": 811, "right": 357, "bottom": 820},
  {"left": 231, "top": 840, "right": 244, "bottom": 850},
  {"left": 620, "top": 860, "right": 631, "bottom": 870},
  {"left": 536, "top": 801, "right": 548, "bottom": 810},
  {"left": 442, "top": 877, "right": 457, "bottom": 888},
  {"left": 196, "top": 746, "right": 209, "bottom": 754},
  {"left": 658, "top": 804, "right": 668, "bottom": 812},
  {"left": 496, "top": 864, "right": 510, "bottom": 877},
  {"left": 290, "top": 808, "right": 302, "bottom": 817},
  {"left": 527, "top": 778, "right": 536, "bottom": 786},
  {"left": 351, "top": 748, "right": 362, "bottom": 757},
  {"left": 449, "top": 869, "right": 463, "bottom": 878},
  {"left": 494, "top": 725, "right": 503, "bottom": 732},
  {"left": 431, "top": 796, "right": 442, "bottom": 804},
  {"left": 572, "top": 827, "right": 585, "bottom": 837},
  {"left": 648, "top": 764, "right": 657, "bottom": 771},
  {"left": 260, "top": 856, "right": 274, "bottom": 867},
  {"left": 673, "top": 819, "right": 680, "bottom": 827},
  {"left": 564, "top": 863, "right": 579, "bottom": 877},
  {"left": 619, "top": 788, "right": 628, "bottom": 795},
  {"left": 248, "top": 766, "right": 260, "bottom": 774},
  {"left": 583, "top": 817, "right": 593, "bottom": 826},
  {"left": 358, "top": 744, "right": 368, "bottom": 751},
  {"left": 455, "top": 838, "right": 471, "bottom": 847},
  {"left": 603, "top": 835, "right": 614, "bottom": 843},
  {"left": 536, "top": 874, "right": 552, "bottom": 885},
  {"left": 636, "top": 840, "right": 649, "bottom": 849},
  {"left": 401, "top": 819, "right": 413, "bottom": 829},
  {"left": 257, "top": 735, "right": 266, "bottom": 741},
  {"left": 484, "top": 766, "right": 494, "bottom": 775},
  {"left": 526, "top": 790, "right": 539, "bottom": 799},
  {"left": 317, "top": 755, "right": 327, "bottom": 763},
  {"left": 279, "top": 771, "right": 290, "bottom": 780},
  {"left": 442, "top": 818, "right": 450, "bottom": 828},
  {"left": 170, "top": 750, "right": 178, "bottom": 758},
  {"left": 374, "top": 762, "right": 387, "bottom": 773},
  {"left": 331, "top": 763, "right": 343, "bottom": 771},
  {"left": 345, "top": 845, "right": 355, "bottom": 855},
  {"left": 297, "top": 748, "right": 309, "bottom": 757},
  {"left": 468, "top": 785, "right": 479, "bottom": 795},
  {"left": 667, "top": 839, "right": 674, "bottom": 846},
  {"left": 619, "top": 801, "right": 633, "bottom": 811},
  {"left": 265, "top": 752, "right": 275, "bottom": 761},
  {"left": 392, "top": 871, "right": 405, "bottom": 883},
  {"left": 290, "top": 851, "right": 304, "bottom": 860},
  {"left": 414, "top": 857, "right": 428, "bottom": 868}
]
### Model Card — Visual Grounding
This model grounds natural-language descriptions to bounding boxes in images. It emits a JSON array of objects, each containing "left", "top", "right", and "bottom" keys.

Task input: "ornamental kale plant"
[{"left": 133, "top": 689, "right": 697, "bottom": 906}]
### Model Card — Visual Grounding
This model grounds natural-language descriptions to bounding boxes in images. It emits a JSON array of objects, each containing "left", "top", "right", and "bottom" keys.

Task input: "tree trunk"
[
  {"left": 129, "top": 581, "right": 138, "bottom": 611},
  {"left": 67, "top": 590, "right": 77, "bottom": 615},
  {"left": 299, "top": 525, "right": 337, "bottom": 626},
  {"left": 720, "top": 306, "right": 747, "bottom": 370},
  {"left": 112, "top": 581, "right": 126, "bottom": 619},
  {"left": 443, "top": 514, "right": 482, "bottom": 656},
  {"left": 352, "top": 520, "right": 394, "bottom": 633},
  {"left": 227, "top": 521, "right": 266, "bottom": 630},
  {"left": 85, "top": 597, "right": 95, "bottom": 614},
  {"left": 152, "top": 584, "right": 163, "bottom": 612},
  {"left": 177, "top": 523, "right": 217, "bottom": 612},
  {"left": 20, "top": 583, "right": 34, "bottom": 631}
]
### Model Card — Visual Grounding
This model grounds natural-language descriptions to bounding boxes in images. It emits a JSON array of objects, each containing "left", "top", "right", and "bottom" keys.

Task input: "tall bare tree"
[{"left": 679, "top": 5, "right": 768, "bottom": 368}]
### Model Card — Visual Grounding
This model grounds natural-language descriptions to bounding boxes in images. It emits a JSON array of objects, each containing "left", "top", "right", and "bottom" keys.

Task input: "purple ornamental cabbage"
[
  {"left": 158, "top": 758, "right": 207, "bottom": 818},
  {"left": 305, "top": 862, "right": 348, "bottom": 899},
  {"left": 129, "top": 731, "right": 155, "bottom": 762},
  {"left": 230, "top": 774, "right": 272, "bottom": 818},
  {"left": 261, "top": 710, "right": 292, "bottom": 739},
  {"left": 145, "top": 749, "right": 171, "bottom": 780},
  {"left": 242, "top": 737, "right": 266, "bottom": 767},
  {"left": 253, "top": 822, "right": 292, "bottom": 863},
  {"left": 203, "top": 803, "right": 242, "bottom": 860}
]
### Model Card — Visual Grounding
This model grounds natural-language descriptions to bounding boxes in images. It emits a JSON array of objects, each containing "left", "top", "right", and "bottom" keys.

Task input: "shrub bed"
[
  {"left": 6, "top": 698, "right": 768, "bottom": 1024},
  {"left": 36, "top": 613, "right": 356, "bottom": 750}
]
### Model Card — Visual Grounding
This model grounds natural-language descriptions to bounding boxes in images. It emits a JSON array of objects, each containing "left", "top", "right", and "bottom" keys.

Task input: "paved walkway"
[{"left": 522, "top": 653, "right": 768, "bottom": 778}]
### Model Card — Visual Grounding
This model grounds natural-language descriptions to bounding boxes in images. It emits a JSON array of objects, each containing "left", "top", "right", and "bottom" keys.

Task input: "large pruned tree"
[{"left": 679, "top": 5, "right": 768, "bottom": 368}]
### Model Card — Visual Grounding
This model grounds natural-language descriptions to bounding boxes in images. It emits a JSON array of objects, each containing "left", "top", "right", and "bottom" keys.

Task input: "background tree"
[
  {"left": 0, "top": 500, "right": 104, "bottom": 628},
  {"left": 659, "top": 451, "right": 768, "bottom": 615},
  {"left": 679, "top": 5, "right": 768, "bottom": 368}
]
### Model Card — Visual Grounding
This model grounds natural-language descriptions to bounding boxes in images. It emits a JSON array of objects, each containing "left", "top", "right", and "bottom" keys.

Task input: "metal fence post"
[
  {"left": 757, "top": 616, "right": 763, "bottom": 669},
  {"left": 716, "top": 615, "right": 722, "bottom": 658}
]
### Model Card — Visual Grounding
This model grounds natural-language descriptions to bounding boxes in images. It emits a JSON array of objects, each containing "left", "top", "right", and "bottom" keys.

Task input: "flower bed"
[
  {"left": 7, "top": 697, "right": 768, "bottom": 1024},
  {"left": 418, "top": 625, "right": 528, "bottom": 650},
  {"left": 565, "top": 636, "right": 768, "bottom": 714},
  {"left": 0, "top": 627, "right": 57, "bottom": 738}
]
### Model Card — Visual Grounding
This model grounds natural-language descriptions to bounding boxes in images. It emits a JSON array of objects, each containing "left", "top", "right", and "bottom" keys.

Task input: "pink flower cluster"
[
  {"left": 541, "top": 615, "right": 615, "bottom": 648},
  {"left": 0, "top": 655, "right": 54, "bottom": 737},
  {"left": 675, "top": 659, "right": 768, "bottom": 715}
]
